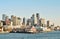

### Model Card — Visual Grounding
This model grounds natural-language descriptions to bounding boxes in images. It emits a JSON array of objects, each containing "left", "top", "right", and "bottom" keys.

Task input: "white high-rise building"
[
  {"left": 36, "top": 13, "right": 40, "bottom": 25},
  {"left": 40, "top": 18, "right": 45, "bottom": 26},
  {"left": 34, "top": 15, "right": 37, "bottom": 24},
  {"left": 11, "top": 15, "right": 21, "bottom": 26}
]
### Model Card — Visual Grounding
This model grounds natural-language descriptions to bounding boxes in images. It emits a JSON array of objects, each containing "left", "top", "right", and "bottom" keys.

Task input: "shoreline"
[{"left": 0, "top": 30, "right": 59, "bottom": 34}]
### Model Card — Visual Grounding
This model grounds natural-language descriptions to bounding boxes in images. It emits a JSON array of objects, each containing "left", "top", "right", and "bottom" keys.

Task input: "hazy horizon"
[{"left": 0, "top": 0, "right": 60, "bottom": 26}]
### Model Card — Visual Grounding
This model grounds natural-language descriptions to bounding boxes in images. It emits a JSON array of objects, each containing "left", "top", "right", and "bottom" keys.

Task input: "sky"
[{"left": 0, "top": 0, "right": 60, "bottom": 26}]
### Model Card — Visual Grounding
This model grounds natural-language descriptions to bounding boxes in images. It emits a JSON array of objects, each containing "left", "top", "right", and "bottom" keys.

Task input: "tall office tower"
[
  {"left": 27, "top": 19, "right": 31, "bottom": 26},
  {"left": 2, "top": 14, "right": 7, "bottom": 21},
  {"left": 36, "top": 13, "right": 40, "bottom": 25},
  {"left": 47, "top": 20, "right": 50, "bottom": 27},
  {"left": 34, "top": 16, "right": 37, "bottom": 24},
  {"left": 22, "top": 17, "right": 25, "bottom": 25},
  {"left": 17, "top": 17, "right": 21, "bottom": 25},
  {"left": 31, "top": 14, "right": 35, "bottom": 26},
  {"left": 11, "top": 15, "right": 21, "bottom": 26},
  {"left": 11, "top": 15, "right": 16, "bottom": 25},
  {"left": 39, "top": 18, "right": 45, "bottom": 26}
]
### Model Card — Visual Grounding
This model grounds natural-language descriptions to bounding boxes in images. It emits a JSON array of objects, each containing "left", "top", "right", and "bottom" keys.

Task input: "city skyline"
[
  {"left": 0, "top": 0, "right": 60, "bottom": 26},
  {"left": 0, "top": 13, "right": 56, "bottom": 26}
]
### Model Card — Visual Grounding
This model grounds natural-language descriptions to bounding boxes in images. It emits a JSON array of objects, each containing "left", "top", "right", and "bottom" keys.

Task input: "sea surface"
[{"left": 0, "top": 31, "right": 60, "bottom": 39}]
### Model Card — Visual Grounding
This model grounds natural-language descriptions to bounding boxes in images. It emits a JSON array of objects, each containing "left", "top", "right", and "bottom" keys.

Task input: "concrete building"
[
  {"left": 11, "top": 15, "right": 17, "bottom": 25},
  {"left": 0, "top": 20, "right": 3, "bottom": 26},
  {"left": 26, "top": 19, "right": 31, "bottom": 26},
  {"left": 34, "top": 15, "right": 38, "bottom": 24},
  {"left": 31, "top": 13, "right": 40, "bottom": 26},
  {"left": 5, "top": 19, "right": 11, "bottom": 25},
  {"left": 47, "top": 20, "right": 53, "bottom": 27},
  {"left": 12, "top": 15, "right": 16, "bottom": 25},
  {"left": 0, "top": 20, "right": 3, "bottom": 32},
  {"left": 11, "top": 15, "right": 21, "bottom": 26},
  {"left": 47, "top": 20, "right": 50, "bottom": 27},
  {"left": 39, "top": 18, "right": 45, "bottom": 26},
  {"left": 17, "top": 17, "right": 21, "bottom": 26},
  {"left": 31, "top": 14, "right": 35, "bottom": 26},
  {"left": 2, "top": 14, "right": 7, "bottom": 21},
  {"left": 36, "top": 13, "right": 40, "bottom": 25},
  {"left": 22, "top": 17, "right": 25, "bottom": 25}
]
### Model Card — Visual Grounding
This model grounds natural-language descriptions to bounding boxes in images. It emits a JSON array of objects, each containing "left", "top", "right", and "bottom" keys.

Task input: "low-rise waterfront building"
[
  {"left": 0, "top": 27, "right": 3, "bottom": 32},
  {"left": 28, "top": 26, "right": 37, "bottom": 33},
  {"left": 54, "top": 26, "right": 60, "bottom": 31},
  {"left": 0, "top": 20, "right": 3, "bottom": 26}
]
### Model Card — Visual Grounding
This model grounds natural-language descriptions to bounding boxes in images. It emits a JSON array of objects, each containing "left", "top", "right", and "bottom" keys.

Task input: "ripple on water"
[{"left": 0, "top": 31, "right": 60, "bottom": 39}]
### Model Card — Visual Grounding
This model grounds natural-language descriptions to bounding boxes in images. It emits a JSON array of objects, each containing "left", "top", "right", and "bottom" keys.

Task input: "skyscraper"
[
  {"left": 31, "top": 14, "right": 35, "bottom": 26},
  {"left": 36, "top": 13, "right": 39, "bottom": 19},
  {"left": 34, "top": 15, "right": 37, "bottom": 24},
  {"left": 11, "top": 15, "right": 21, "bottom": 26},
  {"left": 17, "top": 17, "right": 21, "bottom": 25},
  {"left": 2, "top": 14, "right": 7, "bottom": 21},
  {"left": 27, "top": 19, "right": 31, "bottom": 26},
  {"left": 36, "top": 13, "right": 40, "bottom": 25},
  {"left": 47, "top": 21, "right": 54, "bottom": 27},
  {"left": 11, "top": 16, "right": 17, "bottom": 26},
  {"left": 22, "top": 17, "right": 25, "bottom": 25},
  {"left": 47, "top": 20, "right": 50, "bottom": 27},
  {"left": 39, "top": 18, "right": 45, "bottom": 26}
]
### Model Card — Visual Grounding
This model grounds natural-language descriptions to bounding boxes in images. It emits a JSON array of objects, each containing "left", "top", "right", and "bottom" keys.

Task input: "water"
[{"left": 0, "top": 31, "right": 60, "bottom": 39}]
